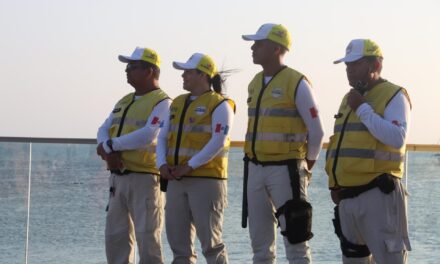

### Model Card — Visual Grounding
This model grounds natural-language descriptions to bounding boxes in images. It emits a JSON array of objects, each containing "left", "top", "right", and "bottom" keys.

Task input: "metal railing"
[
  {"left": 1, "top": 136, "right": 439, "bottom": 263},
  {"left": 1, "top": 136, "right": 440, "bottom": 151}
]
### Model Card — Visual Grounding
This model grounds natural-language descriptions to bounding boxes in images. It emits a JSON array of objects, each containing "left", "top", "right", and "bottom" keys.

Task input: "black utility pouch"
[
  {"left": 377, "top": 174, "right": 396, "bottom": 194},
  {"left": 280, "top": 199, "right": 313, "bottom": 244},
  {"left": 274, "top": 159, "right": 314, "bottom": 244}
]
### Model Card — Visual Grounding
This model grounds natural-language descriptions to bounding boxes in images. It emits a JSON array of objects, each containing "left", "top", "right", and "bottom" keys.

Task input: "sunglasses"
[{"left": 126, "top": 63, "right": 145, "bottom": 71}]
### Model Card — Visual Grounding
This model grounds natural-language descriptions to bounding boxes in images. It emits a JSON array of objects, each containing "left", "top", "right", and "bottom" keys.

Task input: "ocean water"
[{"left": 1, "top": 142, "right": 439, "bottom": 263}]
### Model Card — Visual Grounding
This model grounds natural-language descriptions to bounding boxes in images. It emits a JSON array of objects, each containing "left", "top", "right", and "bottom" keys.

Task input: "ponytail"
[
  {"left": 211, "top": 74, "right": 223, "bottom": 94},
  {"left": 199, "top": 68, "right": 239, "bottom": 95}
]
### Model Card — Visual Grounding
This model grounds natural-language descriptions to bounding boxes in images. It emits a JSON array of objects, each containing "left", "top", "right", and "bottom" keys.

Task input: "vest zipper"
[
  {"left": 116, "top": 96, "right": 136, "bottom": 137},
  {"left": 174, "top": 96, "right": 192, "bottom": 165},
  {"left": 331, "top": 110, "right": 352, "bottom": 187}
]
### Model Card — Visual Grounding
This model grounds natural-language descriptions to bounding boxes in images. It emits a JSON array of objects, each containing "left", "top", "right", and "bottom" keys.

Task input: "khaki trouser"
[
  {"left": 165, "top": 177, "right": 228, "bottom": 264},
  {"left": 105, "top": 172, "right": 164, "bottom": 264},
  {"left": 338, "top": 180, "right": 411, "bottom": 264},
  {"left": 248, "top": 161, "right": 312, "bottom": 264}
]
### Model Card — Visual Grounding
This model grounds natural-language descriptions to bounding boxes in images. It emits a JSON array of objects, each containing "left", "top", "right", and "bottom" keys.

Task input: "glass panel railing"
[
  {"left": 405, "top": 151, "right": 440, "bottom": 261},
  {"left": 26, "top": 143, "right": 107, "bottom": 263},
  {"left": 0, "top": 142, "right": 30, "bottom": 264},
  {"left": 1, "top": 138, "right": 439, "bottom": 263}
]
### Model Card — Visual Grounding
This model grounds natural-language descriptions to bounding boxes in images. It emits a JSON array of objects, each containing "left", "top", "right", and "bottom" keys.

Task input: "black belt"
[
  {"left": 110, "top": 170, "right": 159, "bottom": 176},
  {"left": 338, "top": 173, "right": 397, "bottom": 200},
  {"left": 245, "top": 155, "right": 299, "bottom": 166},
  {"left": 110, "top": 169, "right": 133, "bottom": 175}
]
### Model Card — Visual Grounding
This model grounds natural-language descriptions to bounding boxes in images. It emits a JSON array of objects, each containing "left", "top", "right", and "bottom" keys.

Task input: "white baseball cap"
[
  {"left": 173, "top": 53, "right": 217, "bottom": 78},
  {"left": 334, "top": 39, "right": 383, "bottom": 64},
  {"left": 242, "top": 23, "right": 292, "bottom": 50},
  {"left": 118, "top": 47, "right": 161, "bottom": 67}
]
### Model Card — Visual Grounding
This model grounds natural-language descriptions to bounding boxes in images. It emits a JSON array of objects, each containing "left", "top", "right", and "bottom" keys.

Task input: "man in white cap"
[
  {"left": 96, "top": 47, "right": 171, "bottom": 264},
  {"left": 326, "top": 39, "right": 412, "bottom": 263},
  {"left": 242, "top": 23, "right": 324, "bottom": 263}
]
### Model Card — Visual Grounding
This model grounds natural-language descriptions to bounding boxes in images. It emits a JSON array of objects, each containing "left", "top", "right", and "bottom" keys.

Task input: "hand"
[
  {"left": 305, "top": 158, "right": 315, "bottom": 170},
  {"left": 347, "top": 89, "right": 365, "bottom": 111},
  {"left": 159, "top": 164, "right": 176, "bottom": 180},
  {"left": 96, "top": 142, "right": 107, "bottom": 160},
  {"left": 171, "top": 164, "right": 193, "bottom": 179},
  {"left": 106, "top": 152, "right": 124, "bottom": 171}
]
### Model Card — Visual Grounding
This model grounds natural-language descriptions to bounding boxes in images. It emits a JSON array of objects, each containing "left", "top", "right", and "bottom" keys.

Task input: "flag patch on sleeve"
[
  {"left": 215, "top": 123, "right": 229, "bottom": 134},
  {"left": 309, "top": 107, "right": 318, "bottom": 118},
  {"left": 151, "top": 116, "right": 159, "bottom": 125},
  {"left": 215, "top": 123, "right": 221, "bottom": 133}
]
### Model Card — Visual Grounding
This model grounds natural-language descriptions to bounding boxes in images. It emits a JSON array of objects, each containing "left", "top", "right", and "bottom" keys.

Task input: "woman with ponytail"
[{"left": 156, "top": 53, "right": 235, "bottom": 263}]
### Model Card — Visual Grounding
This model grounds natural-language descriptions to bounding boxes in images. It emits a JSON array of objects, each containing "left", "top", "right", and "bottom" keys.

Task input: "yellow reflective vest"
[
  {"left": 166, "top": 91, "right": 235, "bottom": 179},
  {"left": 244, "top": 67, "right": 308, "bottom": 162},
  {"left": 325, "top": 81, "right": 410, "bottom": 188},
  {"left": 110, "top": 89, "right": 169, "bottom": 174}
]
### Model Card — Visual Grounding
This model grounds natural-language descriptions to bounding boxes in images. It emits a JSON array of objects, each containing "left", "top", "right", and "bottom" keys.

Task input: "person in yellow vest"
[
  {"left": 96, "top": 47, "right": 171, "bottom": 264},
  {"left": 156, "top": 53, "right": 235, "bottom": 264},
  {"left": 326, "top": 39, "right": 412, "bottom": 263},
  {"left": 241, "top": 24, "right": 324, "bottom": 263}
]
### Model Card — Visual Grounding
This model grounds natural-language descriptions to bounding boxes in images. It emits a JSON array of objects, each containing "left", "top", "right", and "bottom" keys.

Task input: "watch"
[{"left": 106, "top": 139, "right": 114, "bottom": 152}]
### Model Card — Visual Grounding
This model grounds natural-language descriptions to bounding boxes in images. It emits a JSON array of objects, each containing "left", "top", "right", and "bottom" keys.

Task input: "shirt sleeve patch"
[
  {"left": 392, "top": 120, "right": 407, "bottom": 130},
  {"left": 215, "top": 123, "right": 229, "bottom": 135},
  {"left": 215, "top": 123, "right": 222, "bottom": 133},
  {"left": 222, "top": 125, "right": 229, "bottom": 135},
  {"left": 309, "top": 107, "right": 318, "bottom": 118},
  {"left": 151, "top": 116, "right": 159, "bottom": 125}
]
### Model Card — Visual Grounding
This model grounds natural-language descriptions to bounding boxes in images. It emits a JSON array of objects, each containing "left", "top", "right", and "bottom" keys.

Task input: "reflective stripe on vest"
[
  {"left": 245, "top": 132, "right": 307, "bottom": 142},
  {"left": 334, "top": 123, "right": 367, "bottom": 133},
  {"left": 248, "top": 107, "right": 300, "bottom": 117},
  {"left": 167, "top": 147, "right": 229, "bottom": 158},
  {"left": 169, "top": 124, "right": 211, "bottom": 133},
  {"left": 111, "top": 117, "right": 147, "bottom": 128},
  {"left": 327, "top": 149, "right": 404, "bottom": 162}
]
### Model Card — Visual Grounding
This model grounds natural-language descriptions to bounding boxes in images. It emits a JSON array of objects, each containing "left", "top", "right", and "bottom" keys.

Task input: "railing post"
[{"left": 25, "top": 143, "right": 32, "bottom": 264}]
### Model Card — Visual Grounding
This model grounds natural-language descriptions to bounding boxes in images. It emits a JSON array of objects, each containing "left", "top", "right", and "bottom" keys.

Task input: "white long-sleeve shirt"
[
  {"left": 263, "top": 77, "right": 325, "bottom": 161},
  {"left": 156, "top": 97, "right": 235, "bottom": 170},
  {"left": 97, "top": 97, "right": 172, "bottom": 153},
  {"left": 355, "top": 91, "right": 411, "bottom": 149}
]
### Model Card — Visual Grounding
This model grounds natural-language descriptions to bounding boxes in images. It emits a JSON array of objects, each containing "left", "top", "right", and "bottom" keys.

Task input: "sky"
[{"left": 1, "top": 0, "right": 439, "bottom": 144}]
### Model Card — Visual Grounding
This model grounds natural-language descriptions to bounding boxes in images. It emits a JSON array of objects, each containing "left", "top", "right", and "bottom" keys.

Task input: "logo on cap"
[
  {"left": 201, "top": 63, "right": 213, "bottom": 71},
  {"left": 144, "top": 53, "right": 157, "bottom": 60},
  {"left": 366, "top": 46, "right": 377, "bottom": 53},
  {"left": 272, "top": 30, "right": 286, "bottom": 38}
]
